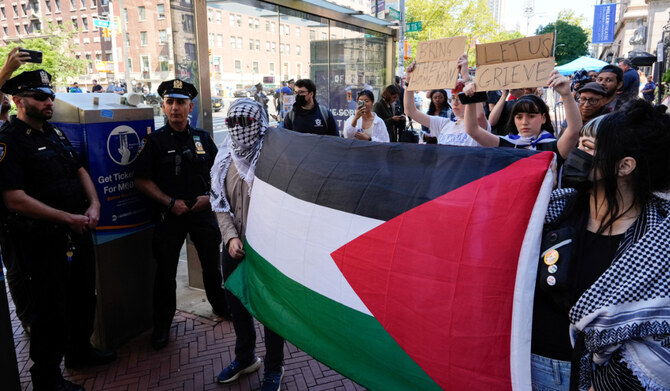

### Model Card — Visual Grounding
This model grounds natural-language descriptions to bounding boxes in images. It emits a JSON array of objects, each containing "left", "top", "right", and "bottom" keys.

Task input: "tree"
[
  {"left": 0, "top": 21, "right": 87, "bottom": 90},
  {"left": 405, "top": 0, "right": 516, "bottom": 66},
  {"left": 536, "top": 17, "right": 589, "bottom": 65}
]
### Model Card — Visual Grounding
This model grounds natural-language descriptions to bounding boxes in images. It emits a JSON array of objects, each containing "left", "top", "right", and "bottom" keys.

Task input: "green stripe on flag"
[{"left": 226, "top": 242, "right": 441, "bottom": 391}]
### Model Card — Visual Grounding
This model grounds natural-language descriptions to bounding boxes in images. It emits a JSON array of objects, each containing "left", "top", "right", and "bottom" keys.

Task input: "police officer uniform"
[
  {"left": 0, "top": 70, "right": 114, "bottom": 391},
  {"left": 134, "top": 80, "right": 228, "bottom": 350}
]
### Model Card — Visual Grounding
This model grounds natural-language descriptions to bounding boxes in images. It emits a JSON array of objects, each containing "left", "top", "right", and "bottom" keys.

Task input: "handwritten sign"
[
  {"left": 408, "top": 36, "right": 467, "bottom": 91},
  {"left": 475, "top": 33, "right": 554, "bottom": 90}
]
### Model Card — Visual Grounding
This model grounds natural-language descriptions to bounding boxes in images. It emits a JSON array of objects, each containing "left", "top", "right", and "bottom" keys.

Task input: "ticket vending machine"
[{"left": 51, "top": 93, "right": 155, "bottom": 349}]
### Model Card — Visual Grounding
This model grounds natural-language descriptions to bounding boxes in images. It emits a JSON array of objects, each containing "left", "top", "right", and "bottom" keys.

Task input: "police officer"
[
  {"left": 0, "top": 70, "right": 115, "bottom": 391},
  {"left": 134, "top": 79, "right": 228, "bottom": 350}
]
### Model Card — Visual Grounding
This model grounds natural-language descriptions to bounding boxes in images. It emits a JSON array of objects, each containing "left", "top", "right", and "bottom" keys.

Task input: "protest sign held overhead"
[
  {"left": 407, "top": 36, "right": 467, "bottom": 91},
  {"left": 475, "top": 33, "right": 555, "bottom": 90}
]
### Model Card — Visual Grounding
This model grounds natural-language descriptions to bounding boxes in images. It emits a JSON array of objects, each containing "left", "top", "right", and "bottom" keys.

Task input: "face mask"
[
  {"left": 561, "top": 147, "right": 594, "bottom": 190},
  {"left": 295, "top": 94, "right": 307, "bottom": 107}
]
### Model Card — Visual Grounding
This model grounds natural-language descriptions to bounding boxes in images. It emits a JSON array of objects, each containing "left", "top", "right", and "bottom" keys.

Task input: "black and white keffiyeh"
[
  {"left": 210, "top": 98, "right": 267, "bottom": 214},
  {"left": 547, "top": 189, "right": 670, "bottom": 390}
]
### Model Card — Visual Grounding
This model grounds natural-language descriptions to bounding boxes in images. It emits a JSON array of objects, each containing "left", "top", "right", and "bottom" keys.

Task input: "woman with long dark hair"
[
  {"left": 373, "top": 84, "right": 404, "bottom": 142},
  {"left": 343, "top": 90, "right": 389, "bottom": 142},
  {"left": 421, "top": 89, "right": 452, "bottom": 143},
  {"left": 532, "top": 100, "right": 670, "bottom": 390}
]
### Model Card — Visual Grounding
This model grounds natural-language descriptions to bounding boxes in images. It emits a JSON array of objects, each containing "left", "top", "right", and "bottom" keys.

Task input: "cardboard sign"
[
  {"left": 475, "top": 33, "right": 555, "bottom": 90},
  {"left": 408, "top": 36, "right": 467, "bottom": 91}
]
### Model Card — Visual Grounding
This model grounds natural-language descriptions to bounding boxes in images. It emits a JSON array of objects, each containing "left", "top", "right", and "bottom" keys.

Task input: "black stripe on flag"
[{"left": 256, "top": 127, "right": 543, "bottom": 221}]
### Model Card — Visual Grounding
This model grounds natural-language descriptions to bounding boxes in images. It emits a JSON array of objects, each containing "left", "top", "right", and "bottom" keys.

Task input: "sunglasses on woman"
[{"left": 225, "top": 116, "right": 256, "bottom": 128}]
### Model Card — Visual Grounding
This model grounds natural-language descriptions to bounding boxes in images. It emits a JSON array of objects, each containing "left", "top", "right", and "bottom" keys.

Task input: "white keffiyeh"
[{"left": 210, "top": 98, "right": 267, "bottom": 214}]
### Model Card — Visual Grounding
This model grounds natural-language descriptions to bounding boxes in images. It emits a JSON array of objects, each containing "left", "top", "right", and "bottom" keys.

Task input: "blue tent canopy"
[{"left": 555, "top": 56, "right": 610, "bottom": 76}]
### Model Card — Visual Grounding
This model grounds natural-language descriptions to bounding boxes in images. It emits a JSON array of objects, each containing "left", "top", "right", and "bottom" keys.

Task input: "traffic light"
[{"left": 102, "top": 28, "right": 111, "bottom": 38}]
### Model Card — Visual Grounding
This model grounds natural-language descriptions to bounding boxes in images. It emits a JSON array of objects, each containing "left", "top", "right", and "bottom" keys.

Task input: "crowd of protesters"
[{"left": 1, "top": 40, "right": 669, "bottom": 391}]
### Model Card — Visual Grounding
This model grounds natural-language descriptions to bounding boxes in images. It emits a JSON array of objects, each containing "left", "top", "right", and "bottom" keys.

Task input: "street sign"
[
  {"left": 406, "top": 21, "right": 422, "bottom": 32},
  {"left": 93, "top": 18, "right": 118, "bottom": 30},
  {"left": 389, "top": 7, "right": 400, "bottom": 20}
]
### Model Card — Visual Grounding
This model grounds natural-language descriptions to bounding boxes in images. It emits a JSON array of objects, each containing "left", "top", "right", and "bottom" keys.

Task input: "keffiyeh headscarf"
[
  {"left": 500, "top": 130, "right": 556, "bottom": 150},
  {"left": 210, "top": 98, "right": 267, "bottom": 214}
]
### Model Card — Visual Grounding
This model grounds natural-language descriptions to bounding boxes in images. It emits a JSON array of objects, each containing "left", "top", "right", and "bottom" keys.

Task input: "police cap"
[
  {"left": 1, "top": 70, "right": 54, "bottom": 95},
  {"left": 157, "top": 79, "right": 198, "bottom": 100}
]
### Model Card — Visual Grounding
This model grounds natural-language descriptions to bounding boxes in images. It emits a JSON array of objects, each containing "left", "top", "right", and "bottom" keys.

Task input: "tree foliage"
[
  {"left": 0, "top": 21, "right": 87, "bottom": 89},
  {"left": 405, "top": 0, "right": 520, "bottom": 66},
  {"left": 536, "top": 17, "right": 589, "bottom": 66}
]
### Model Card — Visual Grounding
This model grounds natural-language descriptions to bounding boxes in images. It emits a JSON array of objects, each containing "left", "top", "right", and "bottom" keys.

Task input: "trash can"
[{"left": 50, "top": 93, "right": 155, "bottom": 349}]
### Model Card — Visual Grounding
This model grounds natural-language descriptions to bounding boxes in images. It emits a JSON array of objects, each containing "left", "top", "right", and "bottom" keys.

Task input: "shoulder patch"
[{"left": 0, "top": 142, "right": 6, "bottom": 163}]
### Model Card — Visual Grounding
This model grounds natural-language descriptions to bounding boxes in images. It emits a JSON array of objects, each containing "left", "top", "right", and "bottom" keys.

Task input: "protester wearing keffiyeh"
[{"left": 210, "top": 98, "right": 267, "bottom": 215}]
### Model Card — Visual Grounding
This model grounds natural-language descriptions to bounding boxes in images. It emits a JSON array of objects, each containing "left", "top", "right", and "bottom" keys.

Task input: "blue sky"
[{"left": 503, "top": 0, "right": 596, "bottom": 34}]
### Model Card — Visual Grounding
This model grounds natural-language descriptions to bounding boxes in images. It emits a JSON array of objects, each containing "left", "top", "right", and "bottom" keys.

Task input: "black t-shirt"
[
  {"left": 0, "top": 117, "right": 86, "bottom": 214},
  {"left": 91, "top": 84, "right": 103, "bottom": 92},
  {"left": 531, "top": 227, "right": 623, "bottom": 360},
  {"left": 133, "top": 124, "right": 217, "bottom": 200}
]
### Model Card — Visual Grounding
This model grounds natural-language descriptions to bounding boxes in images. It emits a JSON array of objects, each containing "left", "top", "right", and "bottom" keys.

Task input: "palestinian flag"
[{"left": 225, "top": 128, "right": 555, "bottom": 390}]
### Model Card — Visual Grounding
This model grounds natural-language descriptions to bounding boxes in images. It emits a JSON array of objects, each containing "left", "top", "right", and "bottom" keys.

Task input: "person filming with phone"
[
  {"left": 373, "top": 84, "right": 405, "bottom": 142},
  {"left": 343, "top": 90, "right": 389, "bottom": 142}
]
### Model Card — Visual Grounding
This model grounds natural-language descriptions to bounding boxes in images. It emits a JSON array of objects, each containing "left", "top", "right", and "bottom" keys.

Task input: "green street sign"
[
  {"left": 406, "top": 21, "right": 422, "bottom": 32},
  {"left": 389, "top": 7, "right": 400, "bottom": 20}
]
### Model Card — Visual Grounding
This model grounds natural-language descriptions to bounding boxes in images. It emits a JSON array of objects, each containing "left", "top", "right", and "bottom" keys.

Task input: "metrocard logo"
[{"left": 107, "top": 125, "right": 140, "bottom": 165}]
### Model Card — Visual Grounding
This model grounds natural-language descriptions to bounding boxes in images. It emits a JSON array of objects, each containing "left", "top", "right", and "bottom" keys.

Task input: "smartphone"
[
  {"left": 458, "top": 91, "right": 488, "bottom": 104},
  {"left": 358, "top": 100, "right": 365, "bottom": 108},
  {"left": 19, "top": 49, "right": 42, "bottom": 64}
]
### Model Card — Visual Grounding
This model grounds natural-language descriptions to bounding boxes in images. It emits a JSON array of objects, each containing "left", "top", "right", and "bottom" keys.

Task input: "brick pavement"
[{"left": 7, "top": 286, "right": 366, "bottom": 391}]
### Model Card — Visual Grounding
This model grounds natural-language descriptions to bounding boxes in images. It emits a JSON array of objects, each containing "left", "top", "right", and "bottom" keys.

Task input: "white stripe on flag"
[
  {"left": 509, "top": 166, "right": 555, "bottom": 391},
  {"left": 246, "top": 177, "right": 384, "bottom": 316}
]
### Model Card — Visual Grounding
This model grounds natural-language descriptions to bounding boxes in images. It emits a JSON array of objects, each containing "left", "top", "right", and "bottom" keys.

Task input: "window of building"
[
  {"left": 91, "top": 0, "right": 96, "bottom": 7},
  {"left": 208, "top": 33, "right": 214, "bottom": 47},
  {"left": 234, "top": 60, "right": 241, "bottom": 73},
  {"left": 279, "top": 43, "right": 283, "bottom": 54},
  {"left": 1, "top": 7, "right": 5, "bottom": 18},
  {"left": 159, "top": 56, "right": 169, "bottom": 72},
  {"left": 217, "top": 34, "right": 223, "bottom": 48},
  {"left": 230, "top": 36, "right": 235, "bottom": 48},
  {"left": 138, "top": 6, "right": 145, "bottom": 21},
  {"left": 140, "top": 31, "right": 147, "bottom": 46},
  {"left": 207, "top": 9, "right": 212, "bottom": 22},
  {"left": 283, "top": 62, "right": 288, "bottom": 78},
  {"left": 321, "top": 32, "right": 326, "bottom": 40},
  {"left": 271, "top": 41, "right": 276, "bottom": 53},
  {"left": 296, "top": 27, "right": 300, "bottom": 38},
  {"left": 80, "top": 0, "right": 86, "bottom": 8},
  {"left": 3, "top": 27, "right": 7, "bottom": 36},
  {"left": 24, "top": 23, "right": 30, "bottom": 34},
  {"left": 159, "top": 29, "right": 167, "bottom": 44},
  {"left": 310, "top": 30, "right": 315, "bottom": 40},
  {"left": 123, "top": 8, "right": 128, "bottom": 23},
  {"left": 157, "top": 4, "right": 165, "bottom": 19},
  {"left": 71, "top": 16, "right": 78, "bottom": 28},
  {"left": 269, "top": 62, "right": 274, "bottom": 73},
  {"left": 270, "top": 22, "right": 275, "bottom": 33},
  {"left": 15, "top": 24, "right": 20, "bottom": 34},
  {"left": 96, "top": 53, "right": 102, "bottom": 61},
  {"left": 55, "top": 0, "right": 61, "bottom": 12},
  {"left": 252, "top": 61, "right": 258, "bottom": 73},
  {"left": 296, "top": 45, "right": 301, "bottom": 55},
  {"left": 56, "top": 19, "right": 62, "bottom": 25},
  {"left": 254, "top": 18, "right": 259, "bottom": 30},
  {"left": 124, "top": 32, "right": 129, "bottom": 45},
  {"left": 249, "top": 39, "right": 253, "bottom": 50},
  {"left": 265, "top": 21, "right": 269, "bottom": 32},
  {"left": 213, "top": 56, "right": 221, "bottom": 73},
  {"left": 12, "top": 5, "right": 18, "bottom": 16},
  {"left": 106, "top": 52, "right": 113, "bottom": 61},
  {"left": 286, "top": 44, "right": 290, "bottom": 55},
  {"left": 279, "top": 24, "right": 283, "bottom": 35},
  {"left": 255, "top": 40, "right": 260, "bottom": 51},
  {"left": 81, "top": 16, "right": 88, "bottom": 30},
  {"left": 237, "top": 37, "right": 242, "bottom": 49},
  {"left": 215, "top": 11, "right": 221, "bottom": 23},
  {"left": 265, "top": 41, "right": 270, "bottom": 52},
  {"left": 127, "top": 57, "right": 132, "bottom": 71},
  {"left": 229, "top": 14, "right": 234, "bottom": 27},
  {"left": 141, "top": 55, "right": 150, "bottom": 74},
  {"left": 45, "top": 0, "right": 51, "bottom": 13},
  {"left": 70, "top": 0, "right": 76, "bottom": 10},
  {"left": 296, "top": 63, "right": 302, "bottom": 78},
  {"left": 285, "top": 25, "right": 289, "bottom": 35},
  {"left": 235, "top": 15, "right": 241, "bottom": 27},
  {"left": 248, "top": 17, "right": 252, "bottom": 29}
]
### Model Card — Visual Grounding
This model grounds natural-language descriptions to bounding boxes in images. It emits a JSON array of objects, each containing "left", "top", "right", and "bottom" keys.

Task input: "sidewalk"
[{"left": 7, "top": 270, "right": 366, "bottom": 391}]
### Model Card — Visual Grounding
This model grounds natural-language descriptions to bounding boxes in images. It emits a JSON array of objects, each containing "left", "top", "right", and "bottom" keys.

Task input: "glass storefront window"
[{"left": 205, "top": 0, "right": 392, "bottom": 131}]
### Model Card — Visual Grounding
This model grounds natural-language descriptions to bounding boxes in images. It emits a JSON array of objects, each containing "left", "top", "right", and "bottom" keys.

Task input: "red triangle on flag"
[{"left": 331, "top": 152, "right": 553, "bottom": 389}]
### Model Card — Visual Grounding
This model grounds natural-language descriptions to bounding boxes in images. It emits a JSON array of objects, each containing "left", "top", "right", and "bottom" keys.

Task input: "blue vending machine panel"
[{"left": 56, "top": 119, "right": 153, "bottom": 243}]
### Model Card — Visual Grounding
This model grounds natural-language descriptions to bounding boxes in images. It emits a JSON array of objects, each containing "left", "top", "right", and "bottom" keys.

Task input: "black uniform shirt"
[
  {"left": 0, "top": 116, "right": 86, "bottom": 214},
  {"left": 134, "top": 123, "right": 217, "bottom": 200}
]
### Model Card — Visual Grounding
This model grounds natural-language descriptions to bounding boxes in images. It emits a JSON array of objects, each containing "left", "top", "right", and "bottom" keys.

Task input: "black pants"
[
  {"left": 152, "top": 209, "right": 228, "bottom": 329},
  {"left": 0, "top": 227, "right": 32, "bottom": 324},
  {"left": 4, "top": 220, "right": 96, "bottom": 386},
  {"left": 221, "top": 248, "right": 284, "bottom": 371}
]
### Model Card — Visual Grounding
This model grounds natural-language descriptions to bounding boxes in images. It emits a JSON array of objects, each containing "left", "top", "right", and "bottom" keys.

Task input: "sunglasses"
[
  {"left": 21, "top": 92, "right": 56, "bottom": 101},
  {"left": 225, "top": 116, "right": 256, "bottom": 128}
]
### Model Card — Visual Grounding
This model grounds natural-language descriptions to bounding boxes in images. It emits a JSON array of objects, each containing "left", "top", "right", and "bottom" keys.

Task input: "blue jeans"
[{"left": 531, "top": 353, "right": 571, "bottom": 391}]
